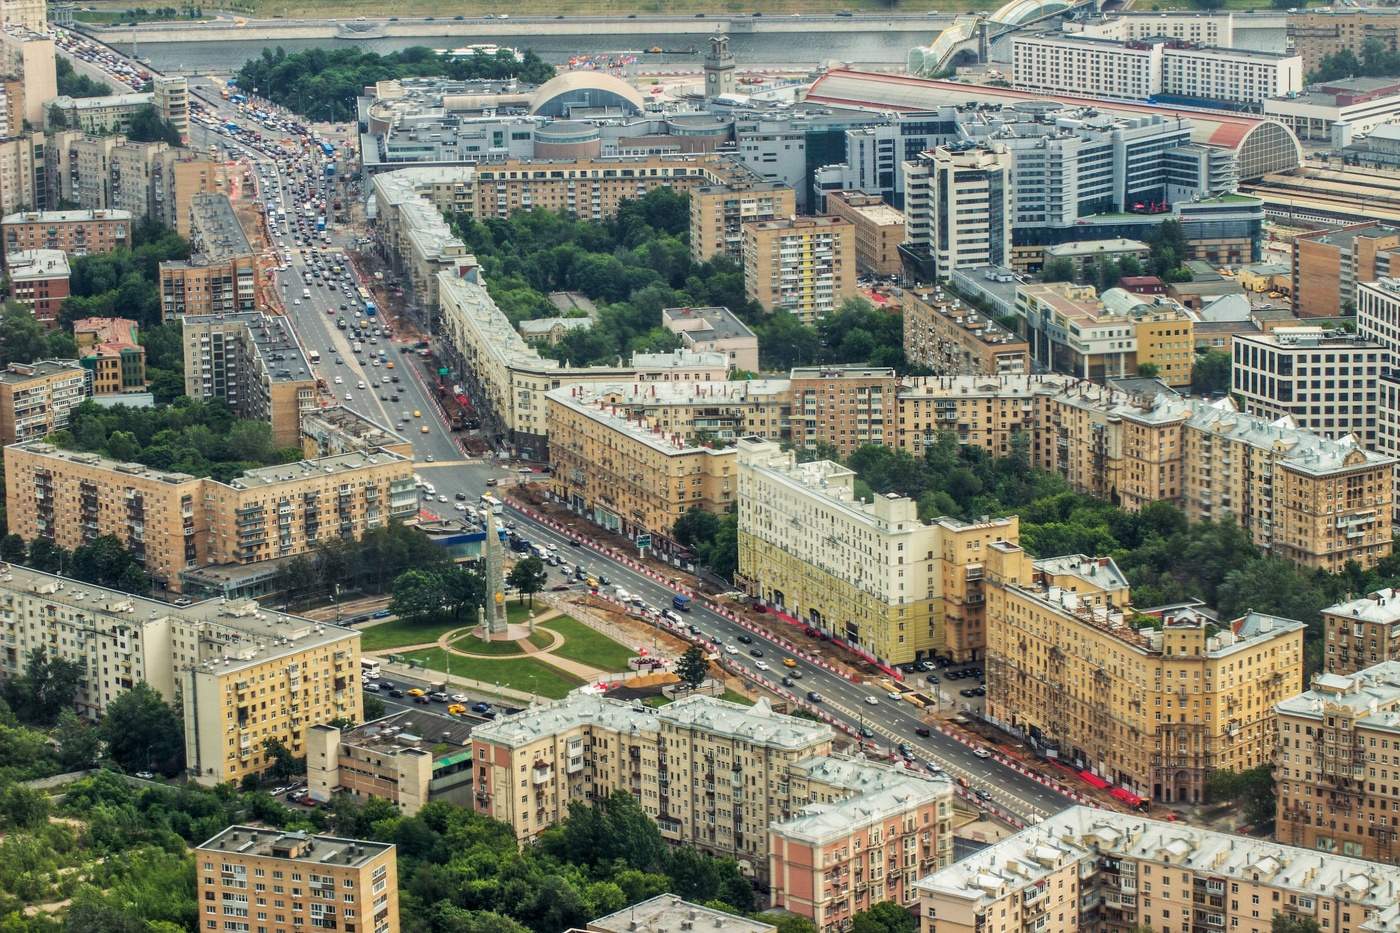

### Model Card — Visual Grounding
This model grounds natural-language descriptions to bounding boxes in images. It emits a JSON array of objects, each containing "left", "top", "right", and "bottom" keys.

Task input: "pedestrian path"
[{"left": 379, "top": 607, "right": 613, "bottom": 682}]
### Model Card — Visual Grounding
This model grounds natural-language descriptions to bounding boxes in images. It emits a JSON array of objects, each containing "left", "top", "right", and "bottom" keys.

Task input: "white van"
[{"left": 302, "top": 288, "right": 311, "bottom": 299}]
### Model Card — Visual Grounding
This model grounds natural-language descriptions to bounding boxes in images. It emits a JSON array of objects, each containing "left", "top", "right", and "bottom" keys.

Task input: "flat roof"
[
  {"left": 0, "top": 359, "right": 84, "bottom": 384},
  {"left": 228, "top": 449, "right": 410, "bottom": 489},
  {"left": 588, "top": 895, "right": 775, "bottom": 933},
  {"left": 196, "top": 826, "right": 392, "bottom": 869},
  {"left": 1, "top": 209, "right": 131, "bottom": 225},
  {"left": 337, "top": 708, "right": 481, "bottom": 760},
  {"left": 183, "top": 312, "right": 312, "bottom": 385},
  {"left": 661, "top": 306, "right": 757, "bottom": 343},
  {"left": 187, "top": 193, "right": 252, "bottom": 261},
  {"left": 6, "top": 249, "right": 70, "bottom": 279}
]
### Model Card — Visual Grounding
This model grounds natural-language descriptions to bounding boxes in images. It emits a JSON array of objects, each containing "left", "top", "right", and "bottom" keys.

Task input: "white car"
[
  {"left": 356, "top": 381, "right": 365, "bottom": 390},
  {"left": 437, "top": 495, "right": 447, "bottom": 503},
  {"left": 724, "top": 645, "right": 739, "bottom": 656},
  {"left": 754, "top": 660, "right": 770, "bottom": 671},
  {"left": 864, "top": 696, "right": 881, "bottom": 706},
  {"left": 333, "top": 376, "right": 343, "bottom": 385},
  {"left": 293, "top": 298, "right": 301, "bottom": 305},
  {"left": 344, "top": 393, "right": 352, "bottom": 401},
  {"left": 451, "top": 693, "right": 470, "bottom": 703},
  {"left": 454, "top": 502, "right": 467, "bottom": 511},
  {"left": 887, "top": 691, "right": 902, "bottom": 701},
  {"left": 972, "top": 747, "right": 992, "bottom": 759}
]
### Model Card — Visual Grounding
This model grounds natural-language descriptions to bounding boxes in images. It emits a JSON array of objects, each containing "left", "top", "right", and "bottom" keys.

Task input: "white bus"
[
  {"left": 360, "top": 657, "right": 382, "bottom": 679},
  {"left": 480, "top": 493, "right": 503, "bottom": 515},
  {"left": 307, "top": 349, "right": 320, "bottom": 364}
]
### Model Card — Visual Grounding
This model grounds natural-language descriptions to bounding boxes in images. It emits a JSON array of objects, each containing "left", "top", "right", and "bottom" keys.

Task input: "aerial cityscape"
[{"left": 3, "top": 0, "right": 1400, "bottom": 931}]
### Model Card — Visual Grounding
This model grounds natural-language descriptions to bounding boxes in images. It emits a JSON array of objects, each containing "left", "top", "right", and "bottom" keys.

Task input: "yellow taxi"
[
  {"left": 782, "top": 657, "right": 798, "bottom": 669},
  {"left": 413, "top": 410, "right": 422, "bottom": 418},
  {"left": 447, "top": 704, "right": 467, "bottom": 715},
  {"left": 406, "top": 688, "right": 425, "bottom": 697},
  {"left": 420, "top": 425, "right": 430, "bottom": 433}
]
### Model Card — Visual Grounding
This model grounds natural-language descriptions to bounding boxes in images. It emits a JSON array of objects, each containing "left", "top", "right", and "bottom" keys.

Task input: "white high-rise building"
[{"left": 901, "top": 142, "right": 1012, "bottom": 281}]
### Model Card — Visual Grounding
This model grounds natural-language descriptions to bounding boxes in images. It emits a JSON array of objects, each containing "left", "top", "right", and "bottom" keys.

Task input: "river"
[{"left": 133, "top": 29, "right": 922, "bottom": 74}]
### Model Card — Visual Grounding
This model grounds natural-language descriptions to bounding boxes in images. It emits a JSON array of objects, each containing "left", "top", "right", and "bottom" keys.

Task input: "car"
[
  {"left": 888, "top": 691, "right": 902, "bottom": 701},
  {"left": 550, "top": 583, "right": 571, "bottom": 591},
  {"left": 429, "top": 691, "right": 449, "bottom": 702},
  {"left": 344, "top": 393, "right": 352, "bottom": 401},
  {"left": 388, "top": 689, "right": 404, "bottom": 698},
  {"left": 857, "top": 725, "right": 874, "bottom": 738},
  {"left": 414, "top": 695, "right": 431, "bottom": 705},
  {"left": 788, "top": 669, "right": 802, "bottom": 679},
  {"left": 749, "top": 648, "right": 764, "bottom": 658},
  {"left": 960, "top": 687, "right": 979, "bottom": 698},
  {"left": 974, "top": 788, "right": 993, "bottom": 802},
  {"left": 925, "top": 673, "right": 940, "bottom": 684},
  {"left": 924, "top": 760, "right": 944, "bottom": 775},
  {"left": 364, "top": 682, "right": 381, "bottom": 692},
  {"left": 454, "top": 502, "right": 467, "bottom": 512},
  {"left": 134, "top": 770, "right": 155, "bottom": 779},
  {"left": 406, "top": 688, "right": 425, "bottom": 697},
  {"left": 518, "top": 467, "right": 532, "bottom": 474},
  {"left": 471, "top": 701, "right": 493, "bottom": 713},
  {"left": 598, "top": 575, "right": 611, "bottom": 586},
  {"left": 413, "top": 410, "right": 422, "bottom": 417},
  {"left": 455, "top": 492, "right": 467, "bottom": 501},
  {"left": 372, "top": 609, "right": 392, "bottom": 619},
  {"left": 333, "top": 375, "right": 343, "bottom": 385},
  {"left": 864, "top": 696, "right": 880, "bottom": 706},
  {"left": 662, "top": 609, "right": 683, "bottom": 624},
  {"left": 972, "top": 747, "right": 992, "bottom": 759},
  {"left": 915, "top": 726, "right": 932, "bottom": 737},
  {"left": 782, "top": 657, "right": 798, "bottom": 668},
  {"left": 447, "top": 703, "right": 467, "bottom": 715},
  {"left": 806, "top": 690, "right": 822, "bottom": 703},
  {"left": 421, "top": 425, "right": 430, "bottom": 434},
  {"left": 754, "top": 660, "right": 769, "bottom": 671},
  {"left": 724, "top": 645, "right": 738, "bottom": 655},
  {"left": 737, "top": 634, "right": 753, "bottom": 644},
  {"left": 898, "top": 743, "right": 915, "bottom": 760}
]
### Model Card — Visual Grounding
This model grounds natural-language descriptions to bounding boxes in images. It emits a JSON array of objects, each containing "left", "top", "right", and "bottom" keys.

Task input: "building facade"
[
  {"left": 742, "top": 216, "right": 857, "bottom": 324},
  {"left": 307, "top": 708, "right": 475, "bottom": 815},
  {"left": 661, "top": 306, "right": 759, "bottom": 373},
  {"left": 159, "top": 193, "right": 259, "bottom": 320},
  {"left": 824, "top": 189, "right": 905, "bottom": 277},
  {"left": 902, "top": 144, "right": 1012, "bottom": 282},
  {"left": 1295, "top": 221, "right": 1400, "bottom": 319},
  {"left": 690, "top": 181, "right": 796, "bottom": 263},
  {"left": 902, "top": 287, "right": 1030, "bottom": 377},
  {"left": 195, "top": 827, "right": 398, "bottom": 933},
  {"left": 0, "top": 359, "right": 89, "bottom": 445},
  {"left": 5, "top": 248, "right": 69, "bottom": 328},
  {"left": 73, "top": 316, "right": 146, "bottom": 395},
  {"left": 1322, "top": 589, "right": 1400, "bottom": 677},
  {"left": 1, "top": 208, "right": 131, "bottom": 257}
]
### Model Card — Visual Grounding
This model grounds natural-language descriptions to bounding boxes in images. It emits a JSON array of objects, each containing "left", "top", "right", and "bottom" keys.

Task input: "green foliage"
[
  {"left": 1041, "top": 257, "right": 1075, "bottom": 283},
  {"left": 260, "top": 737, "right": 300, "bottom": 783},
  {"left": 1146, "top": 220, "right": 1192, "bottom": 283},
  {"left": 391, "top": 565, "right": 487, "bottom": 624},
  {"left": 676, "top": 645, "right": 710, "bottom": 690},
  {"left": 1136, "top": 362, "right": 1160, "bottom": 378},
  {"left": 98, "top": 682, "right": 184, "bottom": 776},
  {"left": 0, "top": 302, "right": 78, "bottom": 368},
  {"left": 54, "top": 57, "right": 110, "bottom": 98},
  {"left": 53, "top": 709, "right": 99, "bottom": 772},
  {"left": 673, "top": 507, "right": 738, "bottom": 580},
  {"left": 850, "top": 902, "right": 918, "bottom": 933},
  {"left": 236, "top": 45, "right": 555, "bottom": 121},
  {"left": 53, "top": 397, "right": 302, "bottom": 483},
  {"left": 1204, "top": 765, "right": 1276, "bottom": 826},
  {"left": 1309, "top": 38, "right": 1399, "bottom": 84},
  {"left": 765, "top": 916, "right": 820, "bottom": 933},
  {"left": 1273, "top": 914, "right": 1322, "bottom": 933},
  {"left": 506, "top": 556, "right": 547, "bottom": 607},
  {"left": 60, "top": 219, "right": 189, "bottom": 332},
  {"left": 279, "top": 522, "right": 450, "bottom": 604},
  {"left": 1192, "top": 349, "right": 1232, "bottom": 396},
  {"left": 3, "top": 648, "right": 83, "bottom": 728},
  {"left": 124, "top": 105, "right": 183, "bottom": 146}
]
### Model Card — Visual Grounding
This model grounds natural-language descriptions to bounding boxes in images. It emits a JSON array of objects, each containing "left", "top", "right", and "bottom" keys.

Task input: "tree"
[
  {"left": 54, "top": 708, "right": 100, "bottom": 770},
  {"left": 0, "top": 782, "right": 48, "bottom": 830},
  {"left": 1041, "top": 257, "right": 1076, "bottom": 283},
  {"left": 4, "top": 647, "right": 84, "bottom": 726},
  {"left": 390, "top": 569, "right": 446, "bottom": 622},
  {"left": 1205, "top": 765, "right": 1276, "bottom": 826},
  {"left": 676, "top": 645, "right": 710, "bottom": 690},
  {"left": 98, "top": 682, "right": 184, "bottom": 776},
  {"left": 0, "top": 534, "right": 25, "bottom": 563},
  {"left": 125, "top": 105, "right": 183, "bottom": 145},
  {"left": 1136, "top": 362, "right": 1160, "bottom": 378},
  {"left": 262, "top": 737, "right": 300, "bottom": 782},
  {"left": 506, "top": 556, "right": 547, "bottom": 607},
  {"left": 850, "top": 902, "right": 918, "bottom": 933},
  {"left": 764, "top": 917, "right": 820, "bottom": 933},
  {"left": 363, "top": 694, "right": 386, "bottom": 722},
  {"left": 1272, "top": 916, "right": 1322, "bottom": 933},
  {"left": 1191, "top": 349, "right": 1232, "bottom": 396}
]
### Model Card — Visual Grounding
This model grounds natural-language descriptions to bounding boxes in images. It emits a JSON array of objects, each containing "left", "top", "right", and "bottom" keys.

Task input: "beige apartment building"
[
  {"left": 1276, "top": 660, "right": 1400, "bottom": 863},
  {"left": 0, "top": 28, "right": 52, "bottom": 125},
  {"left": 470, "top": 693, "right": 953, "bottom": 900},
  {"left": 661, "top": 306, "right": 760, "bottom": 373},
  {"left": 370, "top": 167, "right": 481, "bottom": 315},
  {"left": 917, "top": 805, "right": 1400, "bottom": 933},
  {"left": 73, "top": 317, "right": 146, "bottom": 396},
  {"left": 437, "top": 265, "right": 728, "bottom": 460},
  {"left": 0, "top": 0, "right": 47, "bottom": 31},
  {"left": 307, "top": 708, "right": 474, "bottom": 816},
  {"left": 1290, "top": 9, "right": 1400, "bottom": 73},
  {"left": 151, "top": 76, "right": 189, "bottom": 139},
  {"left": 0, "top": 360, "right": 89, "bottom": 445},
  {"left": 902, "top": 288, "right": 1030, "bottom": 377},
  {"left": 588, "top": 896, "right": 773, "bottom": 933},
  {"left": 788, "top": 365, "right": 896, "bottom": 458},
  {"left": 1292, "top": 221, "right": 1400, "bottom": 318},
  {"left": 195, "top": 827, "right": 398, "bottom": 933},
  {"left": 474, "top": 154, "right": 738, "bottom": 222},
  {"left": 743, "top": 216, "right": 857, "bottom": 324},
  {"left": 0, "top": 560, "right": 362, "bottom": 785},
  {"left": 690, "top": 181, "right": 796, "bottom": 263},
  {"left": 182, "top": 312, "right": 317, "bottom": 449},
  {"left": 545, "top": 382, "right": 741, "bottom": 553},
  {"left": 736, "top": 437, "right": 1020, "bottom": 665},
  {"left": 48, "top": 131, "right": 221, "bottom": 230},
  {"left": 1323, "top": 588, "right": 1400, "bottom": 676},
  {"left": 984, "top": 541, "right": 1305, "bottom": 803},
  {"left": 4, "top": 441, "right": 416, "bottom": 593},
  {"left": 1, "top": 209, "right": 131, "bottom": 257},
  {"left": 160, "top": 193, "right": 260, "bottom": 319},
  {"left": 824, "top": 189, "right": 905, "bottom": 277},
  {"left": 0, "top": 132, "right": 40, "bottom": 216}
]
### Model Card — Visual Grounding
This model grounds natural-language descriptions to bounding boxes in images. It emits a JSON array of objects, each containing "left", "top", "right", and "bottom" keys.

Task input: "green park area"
[
  {"left": 539, "top": 615, "right": 638, "bottom": 673},
  {"left": 451, "top": 628, "right": 555, "bottom": 656},
  {"left": 359, "top": 616, "right": 464, "bottom": 653},
  {"left": 399, "top": 647, "right": 586, "bottom": 699}
]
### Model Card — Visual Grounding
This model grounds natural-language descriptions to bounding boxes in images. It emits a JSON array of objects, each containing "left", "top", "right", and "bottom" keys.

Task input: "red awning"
[
  {"left": 1079, "top": 770, "right": 1110, "bottom": 789},
  {"left": 1110, "top": 787, "right": 1144, "bottom": 805}
]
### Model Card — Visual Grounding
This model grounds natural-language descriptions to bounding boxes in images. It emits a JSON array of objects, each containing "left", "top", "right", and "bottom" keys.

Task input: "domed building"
[{"left": 528, "top": 72, "right": 646, "bottom": 119}]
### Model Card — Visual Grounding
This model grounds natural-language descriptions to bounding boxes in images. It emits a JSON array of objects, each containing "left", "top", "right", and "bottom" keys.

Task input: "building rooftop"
[
  {"left": 790, "top": 365, "right": 896, "bottom": 380},
  {"left": 1324, "top": 588, "right": 1400, "bottom": 625},
  {"left": 517, "top": 316, "right": 593, "bottom": 338},
  {"left": 1297, "top": 220, "right": 1400, "bottom": 251},
  {"left": 0, "top": 359, "right": 84, "bottom": 384},
  {"left": 185, "top": 193, "right": 252, "bottom": 262},
  {"left": 657, "top": 696, "right": 832, "bottom": 750},
  {"left": 546, "top": 382, "right": 752, "bottom": 457},
  {"left": 183, "top": 312, "right": 312, "bottom": 385},
  {"left": 661, "top": 306, "right": 758, "bottom": 344},
  {"left": 6, "top": 248, "right": 70, "bottom": 280},
  {"left": 631, "top": 348, "right": 729, "bottom": 372},
  {"left": 333, "top": 708, "right": 482, "bottom": 763},
  {"left": 907, "top": 288, "right": 1027, "bottom": 350},
  {"left": 1, "top": 209, "right": 132, "bottom": 225},
  {"left": 1043, "top": 237, "right": 1150, "bottom": 258},
  {"left": 1234, "top": 326, "right": 1385, "bottom": 350},
  {"left": 227, "top": 449, "right": 410, "bottom": 489},
  {"left": 744, "top": 215, "right": 850, "bottom": 234},
  {"left": 587, "top": 895, "right": 775, "bottom": 933},
  {"left": 73, "top": 317, "right": 139, "bottom": 352},
  {"left": 774, "top": 769, "right": 951, "bottom": 845},
  {"left": 471, "top": 694, "right": 658, "bottom": 748},
  {"left": 896, "top": 373, "right": 1079, "bottom": 402},
  {"left": 300, "top": 406, "right": 409, "bottom": 454},
  {"left": 1035, "top": 553, "right": 1131, "bottom": 592},
  {"left": 1278, "top": 661, "right": 1400, "bottom": 735},
  {"left": 196, "top": 826, "right": 392, "bottom": 869},
  {"left": 914, "top": 805, "right": 1400, "bottom": 927},
  {"left": 51, "top": 91, "right": 152, "bottom": 111}
]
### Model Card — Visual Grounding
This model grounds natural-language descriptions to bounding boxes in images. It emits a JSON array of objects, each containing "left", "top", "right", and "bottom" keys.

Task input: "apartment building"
[
  {"left": 823, "top": 189, "right": 904, "bottom": 277},
  {"left": 0, "top": 360, "right": 90, "bottom": 445},
  {"left": 0, "top": 28, "right": 52, "bottom": 125},
  {"left": 902, "top": 287, "right": 1030, "bottom": 377},
  {"left": 1294, "top": 221, "right": 1400, "bottom": 318},
  {"left": 787, "top": 365, "right": 896, "bottom": 458},
  {"left": 47, "top": 132, "right": 221, "bottom": 230},
  {"left": 546, "top": 381, "right": 769, "bottom": 553},
  {"left": 1231, "top": 328, "right": 1386, "bottom": 448},
  {"left": 473, "top": 154, "right": 737, "bottom": 222},
  {"left": 690, "top": 181, "right": 796, "bottom": 263},
  {"left": 1289, "top": 8, "right": 1400, "bottom": 73},
  {"left": 1011, "top": 33, "right": 1302, "bottom": 106},
  {"left": 661, "top": 306, "right": 759, "bottom": 373},
  {"left": 436, "top": 265, "right": 728, "bottom": 460},
  {"left": 470, "top": 693, "right": 954, "bottom": 898},
  {"left": 588, "top": 896, "right": 773, "bottom": 933},
  {"left": 159, "top": 193, "right": 259, "bottom": 320},
  {"left": 736, "top": 437, "right": 1020, "bottom": 665},
  {"left": 195, "top": 827, "right": 398, "bottom": 933},
  {"left": 47, "top": 93, "right": 154, "bottom": 135},
  {"left": 0, "top": 560, "right": 362, "bottom": 784},
  {"left": 0, "top": 75, "right": 22, "bottom": 139},
  {"left": 5, "top": 248, "right": 69, "bottom": 328},
  {"left": 1356, "top": 280, "right": 1400, "bottom": 517},
  {"left": 0, "top": 132, "right": 41, "bottom": 217},
  {"left": 916, "top": 805, "right": 1400, "bottom": 933},
  {"left": 901, "top": 143, "right": 1012, "bottom": 282},
  {"left": 1042, "top": 238, "right": 1152, "bottom": 280},
  {"left": 307, "top": 708, "right": 475, "bottom": 815},
  {"left": 182, "top": 312, "right": 317, "bottom": 448},
  {"left": 151, "top": 75, "right": 189, "bottom": 139},
  {"left": 3, "top": 441, "right": 416, "bottom": 592},
  {"left": 742, "top": 216, "right": 857, "bottom": 324},
  {"left": 1, "top": 209, "right": 131, "bottom": 257},
  {"left": 73, "top": 317, "right": 146, "bottom": 396},
  {"left": 1323, "top": 589, "right": 1400, "bottom": 677},
  {"left": 369, "top": 167, "right": 478, "bottom": 315},
  {"left": 984, "top": 541, "right": 1304, "bottom": 803},
  {"left": 1276, "top": 661, "right": 1400, "bottom": 863},
  {"left": 768, "top": 755, "right": 955, "bottom": 930},
  {"left": 0, "top": 0, "right": 46, "bottom": 31}
]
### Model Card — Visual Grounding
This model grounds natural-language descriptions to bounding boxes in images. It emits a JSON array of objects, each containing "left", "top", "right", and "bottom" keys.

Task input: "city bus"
[
  {"left": 357, "top": 286, "right": 372, "bottom": 305},
  {"left": 360, "top": 657, "right": 382, "bottom": 679},
  {"left": 307, "top": 349, "right": 320, "bottom": 364},
  {"left": 479, "top": 493, "right": 503, "bottom": 515}
]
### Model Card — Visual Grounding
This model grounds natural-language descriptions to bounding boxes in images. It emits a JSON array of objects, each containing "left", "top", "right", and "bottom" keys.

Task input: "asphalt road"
[{"left": 169, "top": 73, "right": 1075, "bottom": 826}]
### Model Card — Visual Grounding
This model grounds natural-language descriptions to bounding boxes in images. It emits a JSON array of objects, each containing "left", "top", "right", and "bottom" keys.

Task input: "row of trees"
[
  {"left": 235, "top": 45, "right": 556, "bottom": 122},
  {"left": 1309, "top": 38, "right": 1400, "bottom": 84},
  {"left": 49, "top": 397, "right": 303, "bottom": 484},
  {"left": 273, "top": 521, "right": 454, "bottom": 604},
  {"left": 54, "top": 57, "right": 109, "bottom": 99},
  {"left": 1, "top": 532, "right": 150, "bottom": 595}
]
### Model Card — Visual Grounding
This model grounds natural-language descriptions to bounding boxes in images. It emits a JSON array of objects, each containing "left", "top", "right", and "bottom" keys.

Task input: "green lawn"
[
  {"left": 540, "top": 615, "right": 638, "bottom": 673},
  {"left": 399, "top": 648, "right": 586, "bottom": 699},
  {"left": 360, "top": 616, "right": 467, "bottom": 652},
  {"left": 450, "top": 632, "right": 530, "bottom": 656},
  {"left": 722, "top": 689, "right": 755, "bottom": 706}
]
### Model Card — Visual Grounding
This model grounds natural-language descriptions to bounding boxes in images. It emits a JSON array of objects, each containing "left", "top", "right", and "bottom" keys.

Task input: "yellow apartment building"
[
  {"left": 546, "top": 382, "right": 739, "bottom": 554},
  {"left": 824, "top": 189, "right": 905, "bottom": 277},
  {"left": 1323, "top": 588, "right": 1400, "bottom": 676},
  {"left": 984, "top": 542, "right": 1305, "bottom": 803},
  {"left": 0, "top": 359, "right": 89, "bottom": 444},
  {"left": 4, "top": 441, "right": 416, "bottom": 593},
  {"left": 690, "top": 181, "right": 796, "bottom": 263},
  {"left": 742, "top": 216, "right": 857, "bottom": 324},
  {"left": 736, "top": 438, "right": 1019, "bottom": 666},
  {"left": 1276, "top": 660, "right": 1400, "bottom": 862},
  {"left": 902, "top": 288, "right": 1030, "bottom": 377},
  {"left": 195, "top": 827, "right": 397, "bottom": 933},
  {"left": 916, "top": 806, "right": 1400, "bottom": 933},
  {"left": 73, "top": 317, "right": 146, "bottom": 396}
]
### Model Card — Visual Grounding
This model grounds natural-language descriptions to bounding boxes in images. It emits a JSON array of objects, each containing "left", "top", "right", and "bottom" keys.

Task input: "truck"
[
  {"left": 316, "top": 215, "right": 326, "bottom": 232},
  {"left": 672, "top": 594, "right": 692, "bottom": 612},
  {"left": 364, "top": 301, "right": 377, "bottom": 317}
]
